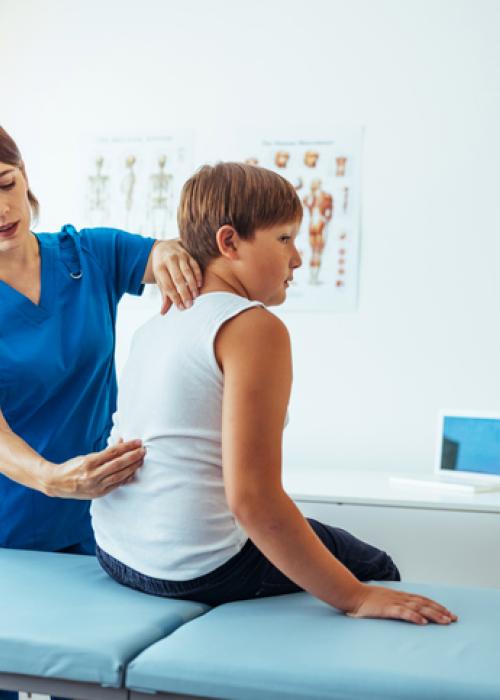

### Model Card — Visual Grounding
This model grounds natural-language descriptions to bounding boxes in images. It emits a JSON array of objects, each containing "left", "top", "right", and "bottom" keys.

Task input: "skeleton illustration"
[
  {"left": 147, "top": 154, "right": 173, "bottom": 238},
  {"left": 121, "top": 155, "right": 137, "bottom": 229},
  {"left": 87, "top": 156, "right": 110, "bottom": 224}
]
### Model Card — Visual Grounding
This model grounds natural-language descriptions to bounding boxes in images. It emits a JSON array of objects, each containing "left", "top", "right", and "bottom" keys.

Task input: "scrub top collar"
[{"left": 0, "top": 233, "right": 55, "bottom": 325}]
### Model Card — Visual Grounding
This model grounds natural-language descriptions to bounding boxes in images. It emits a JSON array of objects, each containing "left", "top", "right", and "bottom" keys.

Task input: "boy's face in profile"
[{"left": 236, "top": 220, "right": 302, "bottom": 306}]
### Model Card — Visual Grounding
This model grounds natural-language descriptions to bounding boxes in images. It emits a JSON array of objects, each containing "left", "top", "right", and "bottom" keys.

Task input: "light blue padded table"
[
  {"left": 0, "top": 548, "right": 208, "bottom": 700},
  {"left": 127, "top": 581, "right": 500, "bottom": 700}
]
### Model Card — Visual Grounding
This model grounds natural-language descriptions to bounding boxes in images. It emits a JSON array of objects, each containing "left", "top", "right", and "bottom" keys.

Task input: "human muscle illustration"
[
  {"left": 336, "top": 156, "right": 347, "bottom": 176},
  {"left": 274, "top": 151, "right": 290, "bottom": 168},
  {"left": 303, "top": 178, "right": 333, "bottom": 284}
]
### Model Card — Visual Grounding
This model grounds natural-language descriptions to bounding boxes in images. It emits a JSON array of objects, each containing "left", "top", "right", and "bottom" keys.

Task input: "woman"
[{"left": 0, "top": 127, "right": 201, "bottom": 566}]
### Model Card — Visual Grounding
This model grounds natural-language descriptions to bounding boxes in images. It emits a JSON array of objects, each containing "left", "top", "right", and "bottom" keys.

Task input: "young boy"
[{"left": 91, "top": 163, "right": 456, "bottom": 625}]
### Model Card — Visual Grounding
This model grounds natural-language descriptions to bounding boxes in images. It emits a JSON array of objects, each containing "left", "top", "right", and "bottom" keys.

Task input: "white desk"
[{"left": 284, "top": 469, "right": 500, "bottom": 588}]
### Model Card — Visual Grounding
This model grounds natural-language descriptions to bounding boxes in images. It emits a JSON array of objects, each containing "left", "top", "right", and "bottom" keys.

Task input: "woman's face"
[{"left": 0, "top": 162, "right": 32, "bottom": 253}]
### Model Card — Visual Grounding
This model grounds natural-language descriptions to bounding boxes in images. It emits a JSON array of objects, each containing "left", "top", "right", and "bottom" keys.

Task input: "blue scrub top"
[{"left": 0, "top": 225, "right": 155, "bottom": 551}]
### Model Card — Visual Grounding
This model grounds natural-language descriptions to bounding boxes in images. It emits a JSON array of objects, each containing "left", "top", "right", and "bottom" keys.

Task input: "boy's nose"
[{"left": 291, "top": 247, "right": 302, "bottom": 269}]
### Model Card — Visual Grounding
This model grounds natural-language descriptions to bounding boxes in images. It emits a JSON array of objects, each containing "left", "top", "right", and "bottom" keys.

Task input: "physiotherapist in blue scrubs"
[{"left": 0, "top": 127, "right": 202, "bottom": 700}]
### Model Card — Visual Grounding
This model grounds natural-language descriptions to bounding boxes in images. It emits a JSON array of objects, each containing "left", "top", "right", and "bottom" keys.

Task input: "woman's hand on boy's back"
[
  {"left": 347, "top": 584, "right": 458, "bottom": 625},
  {"left": 42, "top": 440, "right": 146, "bottom": 499}
]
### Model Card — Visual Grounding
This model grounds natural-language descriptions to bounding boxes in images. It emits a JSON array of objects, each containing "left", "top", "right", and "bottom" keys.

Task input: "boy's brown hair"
[{"left": 178, "top": 162, "right": 302, "bottom": 269}]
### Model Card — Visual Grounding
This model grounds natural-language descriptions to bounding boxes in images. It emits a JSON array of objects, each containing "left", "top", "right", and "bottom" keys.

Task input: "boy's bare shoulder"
[
  {"left": 224, "top": 306, "right": 289, "bottom": 340},
  {"left": 215, "top": 306, "right": 290, "bottom": 362}
]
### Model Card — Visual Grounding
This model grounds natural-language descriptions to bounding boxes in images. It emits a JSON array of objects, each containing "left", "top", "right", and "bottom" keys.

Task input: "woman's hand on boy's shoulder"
[{"left": 143, "top": 239, "right": 203, "bottom": 314}]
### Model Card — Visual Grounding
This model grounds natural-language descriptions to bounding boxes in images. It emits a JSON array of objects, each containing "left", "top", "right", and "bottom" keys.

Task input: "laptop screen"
[{"left": 442, "top": 416, "right": 500, "bottom": 476}]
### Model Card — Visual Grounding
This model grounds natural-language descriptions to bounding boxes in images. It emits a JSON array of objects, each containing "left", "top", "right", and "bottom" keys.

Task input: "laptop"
[{"left": 391, "top": 411, "right": 500, "bottom": 494}]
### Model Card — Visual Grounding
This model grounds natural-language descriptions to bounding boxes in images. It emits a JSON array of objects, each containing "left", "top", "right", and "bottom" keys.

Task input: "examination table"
[{"left": 0, "top": 548, "right": 499, "bottom": 700}]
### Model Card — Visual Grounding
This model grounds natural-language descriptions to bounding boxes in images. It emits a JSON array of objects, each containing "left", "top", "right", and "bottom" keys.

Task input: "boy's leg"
[
  {"left": 95, "top": 522, "right": 399, "bottom": 606},
  {"left": 306, "top": 519, "right": 400, "bottom": 581},
  {"left": 182, "top": 519, "right": 400, "bottom": 602},
  {"left": 253, "top": 518, "right": 400, "bottom": 598}
]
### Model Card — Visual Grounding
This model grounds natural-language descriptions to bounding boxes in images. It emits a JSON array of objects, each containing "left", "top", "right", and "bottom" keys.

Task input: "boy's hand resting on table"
[{"left": 347, "top": 584, "right": 458, "bottom": 625}]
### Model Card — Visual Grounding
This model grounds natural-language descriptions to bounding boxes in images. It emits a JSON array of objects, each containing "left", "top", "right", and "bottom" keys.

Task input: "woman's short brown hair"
[
  {"left": 0, "top": 126, "right": 40, "bottom": 220},
  {"left": 178, "top": 162, "right": 302, "bottom": 269}
]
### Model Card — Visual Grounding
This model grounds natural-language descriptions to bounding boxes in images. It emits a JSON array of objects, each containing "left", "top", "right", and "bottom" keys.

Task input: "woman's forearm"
[
  {"left": 0, "top": 409, "right": 145, "bottom": 499},
  {"left": 234, "top": 492, "right": 364, "bottom": 612},
  {"left": 0, "top": 414, "right": 51, "bottom": 493}
]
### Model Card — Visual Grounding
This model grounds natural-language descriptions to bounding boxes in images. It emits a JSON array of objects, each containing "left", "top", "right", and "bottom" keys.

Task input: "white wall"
[{"left": 2, "top": 0, "right": 500, "bottom": 473}]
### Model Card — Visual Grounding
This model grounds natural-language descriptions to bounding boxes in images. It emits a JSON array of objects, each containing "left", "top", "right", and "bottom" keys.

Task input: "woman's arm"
[
  {"left": 0, "top": 407, "right": 145, "bottom": 498},
  {"left": 216, "top": 309, "right": 456, "bottom": 625},
  {"left": 142, "top": 239, "right": 203, "bottom": 314}
]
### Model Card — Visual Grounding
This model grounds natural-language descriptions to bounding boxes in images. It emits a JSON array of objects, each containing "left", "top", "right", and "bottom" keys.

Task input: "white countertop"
[{"left": 283, "top": 468, "right": 500, "bottom": 513}]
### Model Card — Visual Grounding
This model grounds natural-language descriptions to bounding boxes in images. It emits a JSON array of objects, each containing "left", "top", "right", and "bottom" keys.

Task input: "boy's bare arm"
[{"left": 216, "top": 309, "right": 456, "bottom": 624}]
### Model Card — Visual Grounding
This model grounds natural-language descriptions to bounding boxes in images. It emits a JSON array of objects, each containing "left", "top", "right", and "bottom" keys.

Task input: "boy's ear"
[{"left": 215, "top": 225, "right": 240, "bottom": 260}]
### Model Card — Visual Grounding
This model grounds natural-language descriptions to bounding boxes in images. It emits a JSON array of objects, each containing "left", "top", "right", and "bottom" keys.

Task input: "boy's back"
[{"left": 91, "top": 292, "right": 261, "bottom": 580}]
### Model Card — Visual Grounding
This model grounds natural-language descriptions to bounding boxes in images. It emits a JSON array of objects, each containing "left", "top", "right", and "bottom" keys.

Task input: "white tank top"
[{"left": 91, "top": 292, "right": 263, "bottom": 580}]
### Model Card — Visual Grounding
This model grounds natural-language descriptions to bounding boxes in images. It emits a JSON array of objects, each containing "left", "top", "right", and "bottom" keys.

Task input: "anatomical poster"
[
  {"left": 83, "top": 133, "right": 193, "bottom": 239},
  {"left": 233, "top": 129, "right": 362, "bottom": 312},
  {"left": 84, "top": 127, "right": 362, "bottom": 312}
]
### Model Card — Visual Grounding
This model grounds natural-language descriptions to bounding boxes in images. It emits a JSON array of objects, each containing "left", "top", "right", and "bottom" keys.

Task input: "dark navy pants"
[{"left": 96, "top": 518, "right": 400, "bottom": 607}]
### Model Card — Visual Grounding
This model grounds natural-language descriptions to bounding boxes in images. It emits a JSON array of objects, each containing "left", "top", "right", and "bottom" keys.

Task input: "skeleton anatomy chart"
[
  {"left": 84, "top": 135, "right": 192, "bottom": 238},
  {"left": 84, "top": 128, "right": 362, "bottom": 312}
]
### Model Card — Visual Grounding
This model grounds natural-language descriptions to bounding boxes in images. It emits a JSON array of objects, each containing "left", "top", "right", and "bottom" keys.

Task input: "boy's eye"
[
  {"left": 0, "top": 181, "right": 15, "bottom": 191},
  {"left": 279, "top": 236, "right": 291, "bottom": 244}
]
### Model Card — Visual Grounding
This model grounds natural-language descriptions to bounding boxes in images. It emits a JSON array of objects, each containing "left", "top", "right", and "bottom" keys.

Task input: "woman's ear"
[{"left": 215, "top": 225, "right": 240, "bottom": 260}]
